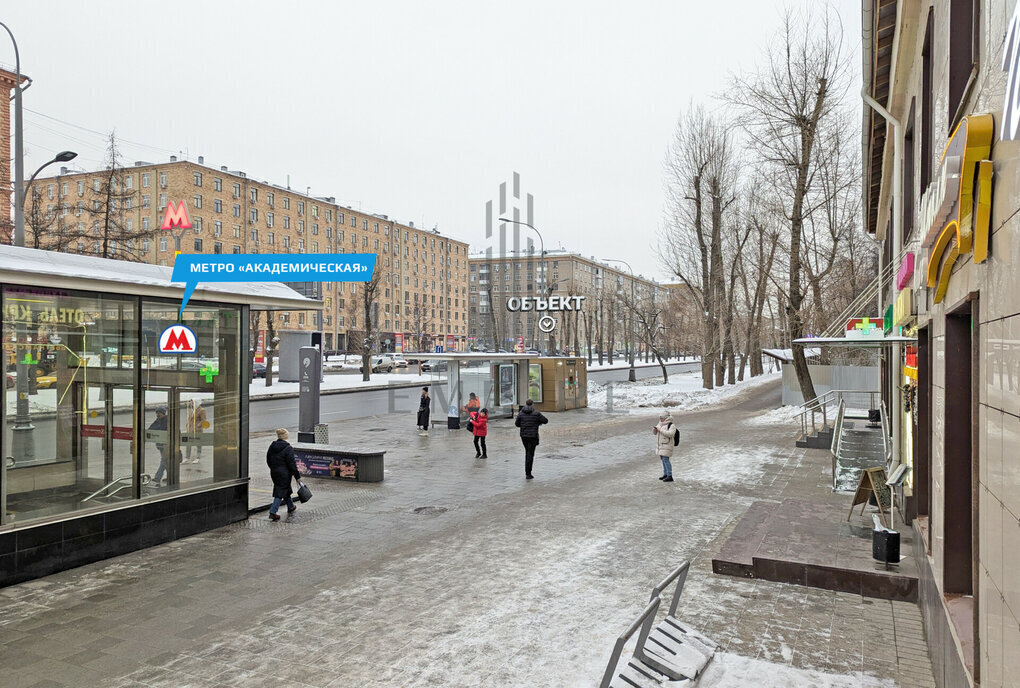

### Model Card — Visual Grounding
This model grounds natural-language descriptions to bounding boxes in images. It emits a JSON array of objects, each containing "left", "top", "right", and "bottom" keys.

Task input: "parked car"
[
  {"left": 420, "top": 360, "right": 448, "bottom": 373},
  {"left": 392, "top": 355, "right": 408, "bottom": 369},
  {"left": 361, "top": 355, "right": 395, "bottom": 373},
  {"left": 252, "top": 362, "right": 267, "bottom": 378},
  {"left": 35, "top": 374, "right": 58, "bottom": 389}
]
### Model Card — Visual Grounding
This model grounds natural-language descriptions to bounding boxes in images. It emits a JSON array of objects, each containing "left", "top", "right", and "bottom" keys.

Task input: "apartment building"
[
  {"left": 467, "top": 249, "right": 663, "bottom": 353},
  {"left": 27, "top": 157, "right": 470, "bottom": 352}
]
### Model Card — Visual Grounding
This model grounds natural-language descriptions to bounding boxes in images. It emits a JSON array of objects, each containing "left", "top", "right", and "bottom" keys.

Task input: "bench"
[
  {"left": 291, "top": 443, "right": 385, "bottom": 482},
  {"left": 599, "top": 561, "right": 718, "bottom": 687}
]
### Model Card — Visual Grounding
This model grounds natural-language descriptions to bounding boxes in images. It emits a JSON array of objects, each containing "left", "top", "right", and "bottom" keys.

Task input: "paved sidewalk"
[{"left": 0, "top": 380, "right": 935, "bottom": 687}]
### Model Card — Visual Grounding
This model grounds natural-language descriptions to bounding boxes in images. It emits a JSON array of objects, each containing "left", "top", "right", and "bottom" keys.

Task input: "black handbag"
[{"left": 296, "top": 482, "right": 312, "bottom": 503}]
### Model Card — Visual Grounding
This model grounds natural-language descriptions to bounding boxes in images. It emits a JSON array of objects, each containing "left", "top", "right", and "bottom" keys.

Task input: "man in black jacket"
[{"left": 514, "top": 399, "right": 548, "bottom": 479}]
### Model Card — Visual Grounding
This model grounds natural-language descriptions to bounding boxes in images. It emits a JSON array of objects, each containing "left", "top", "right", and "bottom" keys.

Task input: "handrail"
[
  {"left": 81, "top": 474, "right": 150, "bottom": 503},
  {"left": 648, "top": 560, "right": 690, "bottom": 619},
  {"left": 830, "top": 400, "right": 846, "bottom": 490},
  {"left": 599, "top": 597, "right": 662, "bottom": 688},
  {"left": 880, "top": 400, "right": 892, "bottom": 464}
]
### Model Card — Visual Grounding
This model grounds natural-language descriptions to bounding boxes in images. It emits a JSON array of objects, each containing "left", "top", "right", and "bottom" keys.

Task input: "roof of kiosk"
[{"left": 0, "top": 245, "right": 321, "bottom": 311}]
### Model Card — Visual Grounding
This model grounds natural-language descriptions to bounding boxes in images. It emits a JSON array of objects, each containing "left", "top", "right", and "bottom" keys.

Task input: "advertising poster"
[
  {"left": 528, "top": 363, "right": 543, "bottom": 403},
  {"left": 499, "top": 364, "right": 516, "bottom": 406},
  {"left": 395, "top": 332, "right": 403, "bottom": 353},
  {"left": 516, "top": 336, "right": 525, "bottom": 353},
  {"left": 447, "top": 334, "right": 455, "bottom": 351},
  {"left": 254, "top": 329, "right": 266, "bottom": 363}
]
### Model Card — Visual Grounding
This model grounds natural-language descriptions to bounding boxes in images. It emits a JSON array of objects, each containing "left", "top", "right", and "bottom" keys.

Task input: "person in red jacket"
[{"left": 470, "top": 408, "right": 488, "bottom": 458}]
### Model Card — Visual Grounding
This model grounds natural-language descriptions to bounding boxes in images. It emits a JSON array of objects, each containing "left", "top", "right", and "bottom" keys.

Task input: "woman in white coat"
[{"left": 652, "top": 411, "right": 677, "bottom": 482}]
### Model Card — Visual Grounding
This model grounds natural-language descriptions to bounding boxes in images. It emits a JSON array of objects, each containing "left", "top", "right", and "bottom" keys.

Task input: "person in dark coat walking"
[
  {"left": 266, "top": 428, "right": 300, "bottom": 520},
  {"left": 514, "top": 399, "right": 548, "bottom": 479},
  {"left": 416, "top": 387, "right": 431, "bottom": 435},
  {"left": 149, "top": 407, "right": 169, "bottom": 485}
]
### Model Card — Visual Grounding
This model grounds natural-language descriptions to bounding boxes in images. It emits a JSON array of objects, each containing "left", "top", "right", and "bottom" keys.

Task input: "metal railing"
[
  {"left": 797, "top": 389, "right": 880, "bottom": 438},
  {"left": 880, "top": 400, "right": 892, "bottom": 464},
  {"left": 598, "top": 597, "right": 662, "bottom": 688},
  {"left": 648, "top": 560, "right": 690, "bottom": 619},
  {"left": 81, "top": 474, "right": 151, "bottom": 503},
  {"left": 830, "top": 399, "right": 846, "bottom": 485}
]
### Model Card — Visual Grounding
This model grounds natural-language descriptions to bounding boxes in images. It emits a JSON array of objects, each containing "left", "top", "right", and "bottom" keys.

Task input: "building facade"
[
  {"left": 467, "top": 250, "right": 664, "bottom": 355},
  {"left": 863, "top": 2, "right": 1020, "bottom": 686},
  {"left": 27, "top": 158, "right": 470, "bottom": 353}
]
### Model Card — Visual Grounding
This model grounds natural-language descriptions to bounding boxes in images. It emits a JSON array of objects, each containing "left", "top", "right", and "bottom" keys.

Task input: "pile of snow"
[
  {"left": 742, "top": 404, "right": 802, "bottom": 426},
  {"left": 699, "top": 652, "right": 896, "bottom": 687},
  {"left": 587, "top": 371, "right": 780, "bottom": 414},
  {"left": 250, "top": 372, "right": 443, "bottom": 398}
]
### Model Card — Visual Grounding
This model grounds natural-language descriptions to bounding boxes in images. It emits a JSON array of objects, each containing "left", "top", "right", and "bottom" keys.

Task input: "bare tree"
[
  {"left": 725, "top": 6, "right": 851, "bottom": 403},
  {"left": 264, "top": 311, "right": 278, "bottom": 387},
  {"left": 354, "top": 268, "right": 383, "bottom": 382},
  {"left": 663, "top": 105, "right": 739, "bottom": 389},
  {"left": 80, "top": 133, "right": 161, "bottom": 261}
]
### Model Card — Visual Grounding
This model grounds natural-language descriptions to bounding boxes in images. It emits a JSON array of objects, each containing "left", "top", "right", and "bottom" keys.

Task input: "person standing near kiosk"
[{"left": 416, "top": 387, "right": 431, "bottom": 436}]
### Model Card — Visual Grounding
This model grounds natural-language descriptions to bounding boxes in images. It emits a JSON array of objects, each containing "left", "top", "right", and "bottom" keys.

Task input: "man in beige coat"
[{"left": 652, "top": 411, "right": 677, "bottom": 482}]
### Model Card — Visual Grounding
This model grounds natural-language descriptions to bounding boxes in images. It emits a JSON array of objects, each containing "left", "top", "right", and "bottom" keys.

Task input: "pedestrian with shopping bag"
[
  {"left": 515, "top": 399, "right": 548, "bottom": 479},
  {"left": 653, "top": 411, "right": 678, "bottom": 482},
  {"left": 267, "top": 428, "right": 301, "bottom": 520}
]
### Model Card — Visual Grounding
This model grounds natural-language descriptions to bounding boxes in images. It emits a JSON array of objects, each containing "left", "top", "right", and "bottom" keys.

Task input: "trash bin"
[
  {"left": 447, "top": 404, "right": 460, "bottom": 430},
  {"left": 315, "top": 423, "right": 329, "bottom": 445},
  {"left": 872, "top": 515, "right": 900, "bottom": 564}
]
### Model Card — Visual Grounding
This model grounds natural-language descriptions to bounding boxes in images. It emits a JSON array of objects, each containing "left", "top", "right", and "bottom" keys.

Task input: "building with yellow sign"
[{"left": 862, "top": 2, "right": 1020, "bottom": 686}]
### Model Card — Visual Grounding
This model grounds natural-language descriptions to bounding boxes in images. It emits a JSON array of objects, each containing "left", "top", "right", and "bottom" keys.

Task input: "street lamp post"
[
  {"left": 0, "top": 21, "right": 25, "bottom": 248},
  {"left": 603, "top": 258, "right": 637, "bottom": 382},
  {"left": 11, "top": 149, "right": 78, "bottom": 462},
  {"left": 498, "top": 218, "right": 549, "bottom": 352}
]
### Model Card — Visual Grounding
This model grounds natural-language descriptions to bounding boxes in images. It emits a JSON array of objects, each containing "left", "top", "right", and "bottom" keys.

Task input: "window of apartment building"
[
  {"left": 214, "top": 221, "right": 222, "bottom": 236},
  {"left": 250, "top": 228, "right": 258, "bottom": 241},
  {"left": 351, "top": 215, "right": 357, "bottom": 227},
  {"left": 214, "top": 242, "right": 222, "bottom": 254},
  {"left": 298, "top": 239, "right": 305, "bottom": 251},
  {"left": 193, "top": 239, "right": 203, "bottom": 251},
  {"left": 283, "top": 216, "right": 290, "bottom": 229},
  {"left": 297, "top": 200, "right": 304, "bottom": 215},
  {"left": 125, "top": 218, "right": 133, "bottom": 232},
  {"left": 233, "top": 245, "right": 241, "bottom": 254},
  {"left": 948, "top": 0, "right": 976, "bottom": 130},
  {"left": 326, "top": 209, "right": 332, "bottom": 221},
  {"left": 283, "top": 236, "right": 290, "bottom": 248},
  {"left": 362, "top": 236, "right": 368, "bottom": 248},
  {"left": 142, "top": 239, "right": 150, "bottom": 252},
  {"left": 159, "top": 172, "right": 167, "bottom": 188},
  {"left": 298, "top": 220, "right": 305, "bottom": 233},
  {"left": 249, "top": 188, "right": 258, "bottom": 203},
  {"left": 267, "top": 192, "right": 274, "bottom": 207},
  {"left": 214, "top": 177, "right": 222, "bottom": 191},
  {"left": 92, "top": 178, "right": 101, "bottom": 192},
  {"left": 214, "top": 199, "right": 222, "bottom": 213},
  {"left": 267, "top": 212, "right": 274, "bottom": 228},
  {"left": 338, "top": 212, "right": 345, "bottom": 224},
  {"left": 338, "top": 230, "right": 345, "bottom": 243},
  {"left": 312, "top": 241, "right": 318, "bottom": 252},
  {"left": 374, "top": 239, "right": 379, "bottom": 250},
  {"left": 141, "top": 173, "right": 150, "bottom": 188},
  {"left": 124, "top": 197, "right": 133, "bottom": 210},
  {"left": 362, "top": 219, "right": 368, "bottom": 230},
  {"left": 326, "top": 227, "right": 332, "bottom": 239},
  {"left": 160, "top": 237, "right": 168, "bottom": 252},
  {"left": 312, "top": 205, "right": 318, "bottom": 218},
  {"left": 249, "top": 208, "right": 258, "bottom": 223},
  {"left": 157, "top": 193, "right": 166, "bottom": 209},
  {"left": 233, "top": 225, "right": 241, "bottom": 238},
  {"left": 312, "top": 223, "right": 318, "bottom": 235},
  {"left": 142, "top": 217, "right": 150, "bottom": 230},
  {"left": 299, "top": 313, "right": 305, "bottom": 326},
  {"left": 193, "top": 194, "right": 202, "bottom": 209},
  {"left": 232, "top": 183, "right": 241, "bottom": 198},
  {"left": 267, "top": 232, "right": 275, "bottom": 245},
  {"left": 193, "top": 172, "right": 202, "bottom": 186},
  {"left": 142, "top": 195, "right": 150, "bottom": 209},
  {"left": 123, "top": 175, "right": 133, "bottom": 191},
  {"left": 283, "top": 197, "right": 290, "bottom": 210}
]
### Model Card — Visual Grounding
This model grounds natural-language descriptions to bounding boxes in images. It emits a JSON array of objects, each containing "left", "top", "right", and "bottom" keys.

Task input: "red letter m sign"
[
  {"left": 161, "top": 201, "right": 192, "bottom": 230},
  {"left": 163, "top": 329, "right": 192, "bottom": 351}
]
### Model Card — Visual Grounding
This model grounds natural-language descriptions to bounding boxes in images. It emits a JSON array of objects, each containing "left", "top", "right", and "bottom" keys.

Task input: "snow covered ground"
[
  {"left": 249, "top": 371, "right": 442, "bottom": 398},
  {"left": 587, "top": 370, "right": 781, "bottom": 414},
  {"left": 697, "top": 652, "right": 896, "bottom": 687},
  {"left": 741, "top": 404, "right": 802, "bottom": 426}
]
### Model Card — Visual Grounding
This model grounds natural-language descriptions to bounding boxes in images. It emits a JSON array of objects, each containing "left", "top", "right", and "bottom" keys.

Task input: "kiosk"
[{"left": 0, "top": 246, "right": 320, "bottom": 586}]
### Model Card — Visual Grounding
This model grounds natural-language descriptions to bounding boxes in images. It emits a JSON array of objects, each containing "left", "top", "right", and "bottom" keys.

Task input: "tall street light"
[
  {"left": 602, "top": 258, "right": 637, "bottom": 382},
  {"left": 498, "top": 217, "right": 548, "bottom": 351},
  {"left": 0, "top": 21, "right": 26, "bottom": 247}
]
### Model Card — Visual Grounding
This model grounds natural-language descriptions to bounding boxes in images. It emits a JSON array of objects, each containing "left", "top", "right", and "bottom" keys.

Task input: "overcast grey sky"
[{"left": 6, "top": 0, "right": 861, "bottom": 280}]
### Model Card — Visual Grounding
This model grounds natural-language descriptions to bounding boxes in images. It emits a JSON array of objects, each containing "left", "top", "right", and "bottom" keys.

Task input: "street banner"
[
  {"left": 395, "top": 332, "right": 403, "bottom": 353},
  {"left": 254, "top": 330, "right": 266, "bottom": 363}
]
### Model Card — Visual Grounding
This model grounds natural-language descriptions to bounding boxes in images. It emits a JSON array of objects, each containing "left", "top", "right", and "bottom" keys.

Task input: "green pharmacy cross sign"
[{"left": 199, "top": 363, "right": 219, "bottom": 383}]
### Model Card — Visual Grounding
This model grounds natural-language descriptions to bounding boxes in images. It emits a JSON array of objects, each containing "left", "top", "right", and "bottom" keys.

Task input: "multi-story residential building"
[
  {"left": 861, "top": 2, "right": 1020, "bottom": 686},
  {"left": 27, "top": 157, "right": 470, "bottom": 352},
  {"left": 467, "top": 249, "right": 663, "bottom": 354}
]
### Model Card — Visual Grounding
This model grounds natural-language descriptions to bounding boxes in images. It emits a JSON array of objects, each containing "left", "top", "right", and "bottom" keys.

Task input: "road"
[{"left": 247, "top": 360, "right": 701, "bottom": 432}]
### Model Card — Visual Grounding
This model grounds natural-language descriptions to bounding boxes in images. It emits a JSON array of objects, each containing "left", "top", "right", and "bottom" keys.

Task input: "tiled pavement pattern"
[{"left": 0, "top": 381, "right": 935, "bottom": 687}]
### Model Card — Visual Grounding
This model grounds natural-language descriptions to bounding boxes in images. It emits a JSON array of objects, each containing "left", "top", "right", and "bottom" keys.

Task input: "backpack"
[
  {"left": 466, "top": 420, "right": 474, "bottom": 432},
  {"left": 673, "top": 428, "right": 680, "bottom": 446}
]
